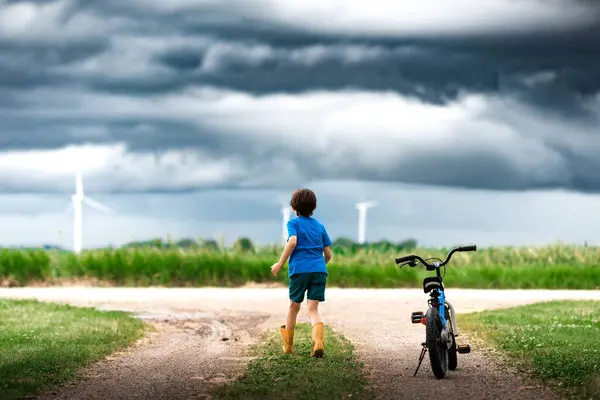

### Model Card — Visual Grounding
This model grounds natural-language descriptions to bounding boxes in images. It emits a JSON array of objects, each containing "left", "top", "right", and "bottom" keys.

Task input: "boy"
[{"left": 270, "top": 188, "right": 332, "bottom": 358}]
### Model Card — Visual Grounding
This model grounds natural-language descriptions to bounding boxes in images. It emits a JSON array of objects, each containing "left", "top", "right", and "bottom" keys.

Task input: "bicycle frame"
[
  {"left": 438, "top": 290, "right": 447, "bottom": 327},
  {"left": 428, "top": 264, "right": 457, "bottom": 336},
  {"left": 430, "top": 289, "right": 459, "bottom": 343},
  {"left": 429, "top": 263, "right": 447, "bottom": 326}
]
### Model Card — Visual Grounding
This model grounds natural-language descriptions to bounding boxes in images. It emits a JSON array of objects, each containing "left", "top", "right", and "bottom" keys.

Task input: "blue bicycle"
[{"left": 395, "top": 245, "right": 477, "bottom": 379}]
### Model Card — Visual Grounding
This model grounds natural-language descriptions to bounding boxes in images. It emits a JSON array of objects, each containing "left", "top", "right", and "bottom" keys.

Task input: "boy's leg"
[
  {"left": 306, "top": 273, "right": 327, "bottom": 358},
  {"left": 307, "top": 299, "right": 324, "bottom": 357},
  {"left": 287, "top": 274, "right": 308, "bottom": 330},
  {"left": 306, "top": 300, "right": 322, "bottom": 325},
  {"left": 286, "top": 300, "right": 302, "bottom": 330},
  {"left": 280, "top": 274, "right": 308, "bottom": 354},
  {"left": 306, "top": 272, "right": 326, "bottom": 319}
]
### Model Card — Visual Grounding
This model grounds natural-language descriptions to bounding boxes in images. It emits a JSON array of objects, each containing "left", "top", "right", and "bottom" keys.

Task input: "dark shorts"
[{"left": 289, "top": 272, "right": 327, "bottom": 303}]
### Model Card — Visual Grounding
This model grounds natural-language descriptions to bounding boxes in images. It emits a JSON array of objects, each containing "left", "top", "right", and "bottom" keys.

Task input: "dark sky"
[
  {"left": 1, "top": 0, "right": 599, "bottom": 194},
  {"left": 0, "top": 0, "right": 599, "bottom": 248}
]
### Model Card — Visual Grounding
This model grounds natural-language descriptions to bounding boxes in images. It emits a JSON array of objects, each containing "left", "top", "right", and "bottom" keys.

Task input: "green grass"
[
  {"left": 1, "top": 243, "right": 600, "bottom": 289},
  {"left": 213, "top": 323, "right": 373, "bottom": 400},
  {"left": 0, "top": 299, "right": 147, "bottom": 399},
  {"left": 458, "top": 301, "right": 600, "bottom": 399}
]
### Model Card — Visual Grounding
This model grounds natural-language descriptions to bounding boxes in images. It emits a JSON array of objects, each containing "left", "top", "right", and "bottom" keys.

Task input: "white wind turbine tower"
[
  {"left": 70, "top": 171, "right": 113, "bottom": 254},
  {"left": 279, "top": 199, "right": 292, "bottom": 246},
  {"left": 355, "top": 201, "right": 377, "bottom": 244}
]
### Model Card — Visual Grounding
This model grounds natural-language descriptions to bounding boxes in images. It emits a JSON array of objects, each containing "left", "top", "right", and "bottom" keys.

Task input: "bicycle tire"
[
  {"left": 425, "top": 306, "right": 448, "bottom": 379},
  {"left": 448, "top": 332, "right": 457, "bottom": 370},
  {"left": 446, "top": 306, "right": 457, "bottom": 370}
]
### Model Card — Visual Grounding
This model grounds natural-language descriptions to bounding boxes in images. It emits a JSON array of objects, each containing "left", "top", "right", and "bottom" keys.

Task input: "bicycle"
[{"left": 395, "top": 245, "right": 477, "bottom": 379}]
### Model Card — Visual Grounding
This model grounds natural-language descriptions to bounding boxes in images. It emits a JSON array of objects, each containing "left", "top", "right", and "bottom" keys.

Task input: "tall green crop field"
[{"left": 0, "top": 241, "right": 598, "bottom": 289}]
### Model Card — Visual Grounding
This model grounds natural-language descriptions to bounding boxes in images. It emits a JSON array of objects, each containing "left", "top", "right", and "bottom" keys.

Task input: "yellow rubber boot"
[
  {"left": 310, "top": 322, "right": 324, "bottom": 358},
  {"left": 280, "top": 325, "right": 294, "bottom": 354}
]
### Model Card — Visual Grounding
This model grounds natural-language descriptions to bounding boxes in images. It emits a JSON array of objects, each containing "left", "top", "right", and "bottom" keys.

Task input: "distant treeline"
[{"left": 120, "top": 236, "right": 419, "bottom": 253}]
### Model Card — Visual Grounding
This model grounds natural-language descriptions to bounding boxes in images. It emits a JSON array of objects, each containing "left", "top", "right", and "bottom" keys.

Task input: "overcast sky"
[{"left": 1, "top": 0, "right": 599, "bottom": 249}]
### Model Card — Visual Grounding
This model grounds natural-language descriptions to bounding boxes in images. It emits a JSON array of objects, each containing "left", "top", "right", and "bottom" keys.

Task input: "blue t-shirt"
[{"left": 287, "top": 216, "right": 332, "bottom": 277}]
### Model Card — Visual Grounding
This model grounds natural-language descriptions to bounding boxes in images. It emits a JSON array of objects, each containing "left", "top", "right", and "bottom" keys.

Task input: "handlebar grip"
[
  {"left": 457, "top": 245, "right": 477, "bottom": 252},
  {"left": 395, "top": 255, "right": 416, "bottom": 264}
]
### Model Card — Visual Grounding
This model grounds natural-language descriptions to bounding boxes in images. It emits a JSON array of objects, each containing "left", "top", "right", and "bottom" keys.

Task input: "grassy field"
[
  {"left": 0, "top": 242, "right": 599, "bottom": 289},
  {"left": 459, "top": 301, "right": 600, "bottom": 399},
  {"left": 213, "top": 323, "right": 372, "bottom": 400},
  {"left": 0, "top": 299, "right": 146, "bottom": 399}
]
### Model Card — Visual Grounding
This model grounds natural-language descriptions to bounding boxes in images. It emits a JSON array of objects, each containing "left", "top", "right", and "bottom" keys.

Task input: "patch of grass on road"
[
  {"left": 458, "top": 300, "right": 600, "bottom": 399},
  {"left": 214, "top": 323, "right": 373, "bottom": 400},
  {"left": 0, "top": 299, "right": 146, "bottom": 399}
]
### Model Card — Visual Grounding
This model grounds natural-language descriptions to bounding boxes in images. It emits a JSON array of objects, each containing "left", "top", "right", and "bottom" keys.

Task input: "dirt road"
[{"left": 2, "top": 287, "right": 599, "bottom": 399}]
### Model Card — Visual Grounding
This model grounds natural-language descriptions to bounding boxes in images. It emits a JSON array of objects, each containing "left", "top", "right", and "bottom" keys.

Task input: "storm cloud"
[{"left": 1, "top": 0, "right": 599, "bottom": 193}]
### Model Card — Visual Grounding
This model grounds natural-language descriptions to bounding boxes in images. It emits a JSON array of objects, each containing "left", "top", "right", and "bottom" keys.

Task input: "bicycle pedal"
[
  {"left": 457, "top": 344, "right": 471, "bottom": 354},
  {"left": 411, "top": 311, "right": 424, "bottom": 324},
  {"left": 410, "top": 311, "right": 425, "bottom": 324}
]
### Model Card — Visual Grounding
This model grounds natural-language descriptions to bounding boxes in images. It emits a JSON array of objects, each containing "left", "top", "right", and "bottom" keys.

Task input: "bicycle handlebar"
[
  {"left": 395, "top": 255, "right": 417, "bottom": 264},
  {"left": 395, "top": 245, "right": 477, "bottom": 269},
  {"left": 456, "top": 245, "right": 476, "bottom": 252}
]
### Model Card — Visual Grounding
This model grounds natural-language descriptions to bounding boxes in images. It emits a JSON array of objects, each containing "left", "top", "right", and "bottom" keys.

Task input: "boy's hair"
[{"left": 290, "top": 188, "right": 317, "bottom": 217}]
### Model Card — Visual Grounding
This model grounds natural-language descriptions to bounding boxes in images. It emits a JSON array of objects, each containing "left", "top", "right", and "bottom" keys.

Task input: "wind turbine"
[
  {"left": 69, "top": 171, "right": 113, "bottom": 254},
  {"left": 355, "top": 201, "right": 377, "bottom": 244},
  {"left": 278, "top": 196, "right": 292, "bottom": 246}
]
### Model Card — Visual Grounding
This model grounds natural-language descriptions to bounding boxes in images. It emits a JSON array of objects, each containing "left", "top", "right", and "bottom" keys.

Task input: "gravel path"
[
  {"left": 2, "top": 287, "right": 600, "bottom": 399},
  {"left": 40, "top": 314, "right": 272, "bottom": 400}
]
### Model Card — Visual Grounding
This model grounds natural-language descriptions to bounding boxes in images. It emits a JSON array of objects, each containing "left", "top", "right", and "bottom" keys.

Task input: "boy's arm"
[
  {"left": 322, "top": 225, "right": 333, "bottom": 264},
  {"left": 275, "top": 235, "right": 297, "bottom": 267},
  {"left": 324, "top": 246, "right": 332, "bottom": 264},
  {"left": 272, "top": 219, "right": 298, "bottom": 275}
]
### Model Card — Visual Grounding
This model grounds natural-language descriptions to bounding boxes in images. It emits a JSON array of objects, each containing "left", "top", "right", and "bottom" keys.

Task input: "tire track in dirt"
[{"left": 42, "top": 312, "right": 271, "bottom": 400}]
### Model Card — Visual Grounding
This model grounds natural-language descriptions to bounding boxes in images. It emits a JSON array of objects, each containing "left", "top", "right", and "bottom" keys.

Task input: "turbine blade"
[{"left": 82, "top": 196, "right": 113, "bottom": 214}]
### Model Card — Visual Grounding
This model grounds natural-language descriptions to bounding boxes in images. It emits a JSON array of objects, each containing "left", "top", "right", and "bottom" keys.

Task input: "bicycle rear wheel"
[
  {"left": 446, "top": 306, "right": 457, "bottom": 370},
  {"left": 425, "top": 306, "right": 448, "bottom": 379},
  {"left": 448, "top": 332, "right": 457, "bottom": 370}
]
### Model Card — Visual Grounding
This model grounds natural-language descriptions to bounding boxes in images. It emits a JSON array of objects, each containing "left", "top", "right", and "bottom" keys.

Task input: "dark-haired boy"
[{"left": 271, "top": 188, "right": 333, "bottom": 358}]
